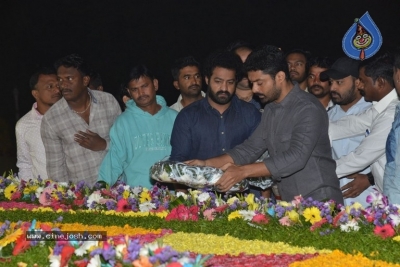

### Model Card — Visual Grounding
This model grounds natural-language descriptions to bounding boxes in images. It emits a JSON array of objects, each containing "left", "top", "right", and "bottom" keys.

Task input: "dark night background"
[{"left": 0, "top": 0, "right": 399, "bottom": 172}]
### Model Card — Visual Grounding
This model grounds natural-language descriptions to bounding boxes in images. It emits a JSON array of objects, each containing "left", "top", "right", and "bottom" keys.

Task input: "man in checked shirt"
[{"left": 41, "top": 54, "right": 121, "bottom": 186}]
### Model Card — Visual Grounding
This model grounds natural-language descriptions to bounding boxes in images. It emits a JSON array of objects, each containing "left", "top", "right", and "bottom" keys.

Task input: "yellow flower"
[
  {"left": 227, "top": 196, "right": 239, "bottom": 205},
  {"left": 393, "top": 236, "right": 400, "bottom": 242},
  {"left": 23, "top": 185, "right": 38, "bottom": 195},
  {"left": 277, "top": 201, "right": 291, "bottom": 207},
  {"left": 245, "top": 194, "right": 259, "bottom": 211},
  {"left": 122, "top": 190, "right": 130, "bottom": 199},
  {"left": 346, "top": 202, "right": 363, "bottom": 214},
  {"left": 0, "top": 228, "right": 23, "bottom": 247},
  {"left": 140, "top": 190, "right": 151, "bottom": 203},
  {"left": 228, "top": 211, "right": 242, "bottom": 221},
  {"left": 4, "top": 184, "right": 17, "bottom": 200},
  {"left": 287, "top": 210, "right": 300, "bottom": 223},
  {"left": 303, "top": 207, "right": 322, "bottom": 224}
]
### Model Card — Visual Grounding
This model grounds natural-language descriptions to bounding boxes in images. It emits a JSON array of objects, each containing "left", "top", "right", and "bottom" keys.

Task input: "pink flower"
[
  {"left": 279, "top": 216, "right": 292, "bottom": 226},
  {"left": 214, "top": 204, "right": 229, "bottom": 213},
  {"left": 166, "top": 205, "right": 199, "bottom": 221},
  {"left": 291, "top": 195, "right": 303, "bottom": 208},
  {"left": 310, "top": 218, "right": 328, "bottom": 231},
  {"left": 374, "top": 224, "right": 395, "bottom": 239},
  {"left": 252, "top": 214, "right": 269, "bottom": 224},
  {"left": 11, "top": 191, "right": 22, "bottom": 201},
  {"left": 116, "top": 199, "right": 131, "bottom": 212},
  {"left": 39, "top": 187, "right": 54, "bottom": 206},
  {"left": 203, "top": 209, "right": 216, "bottom": 221}
]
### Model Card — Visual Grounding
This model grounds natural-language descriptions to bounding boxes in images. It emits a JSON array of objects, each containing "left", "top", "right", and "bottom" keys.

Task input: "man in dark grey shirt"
[{"left": 188, "top": 45, "right": 343, "bottom": 204}]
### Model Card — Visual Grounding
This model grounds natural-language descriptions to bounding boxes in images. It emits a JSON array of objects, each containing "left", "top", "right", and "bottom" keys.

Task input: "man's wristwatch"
[{"left": 366, "top": 172, "right": 375, "bottom": 185}]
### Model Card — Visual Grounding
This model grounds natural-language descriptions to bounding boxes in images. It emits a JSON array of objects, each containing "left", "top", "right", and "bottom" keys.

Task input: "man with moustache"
[
  {"left": 227, "top": 40, "right": 261, "bottom": 109},
  {"left": 16, "top": 68, "right": 62, "bottom": 180},
  {"left": 328, "top": 54, "right": 398, "bottom": 196},
  {"left": 188, "top": 46, "right": 343, "bottom": 204},
  {"left": 41, "top": 54, "right": 121, "bottom": 186},
  {"left": 99, "top": 65, "right": 177, "bottom": 188},
  {"left": 320, "top": 57, "right": 373, "bottom": 206},
  {"left": 170, "top": 50, "right": 260, "bottom": 162},
  {"left": 286, "top": 49, "right": 311, "bottom": 91},
  {"left": 170, "top": 56, "right": 205, "bottom": 112},
  {"left": 307, "top": 57, "right": 334, "bottom": 111}
]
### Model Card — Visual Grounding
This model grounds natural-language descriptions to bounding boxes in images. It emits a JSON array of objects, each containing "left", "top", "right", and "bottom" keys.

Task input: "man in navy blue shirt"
[{"left": 170, "top": 50, "right": 261, "bottom": 162}]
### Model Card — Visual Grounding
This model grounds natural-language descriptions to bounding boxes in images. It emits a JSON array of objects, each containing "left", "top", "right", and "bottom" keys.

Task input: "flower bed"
[{"left": 0, "top": 172, "right": 400, "bottom": 266}]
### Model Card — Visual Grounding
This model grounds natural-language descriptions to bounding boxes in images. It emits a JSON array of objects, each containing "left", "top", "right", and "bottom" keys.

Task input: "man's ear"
[
  {"left": 376, "top": 77, "right": 386, "bottom": 91},
  {"left": 83, "top": 76, "right": 90, "bottom": 87},
  {"left": 204, "top": 76, "right": 209, "bottom": 85},
  {"left": 173, "top": 81, "right": 180, "bottom": 90},
  {"left": 275, "top": 71, "right": 285, "bottom": 84},
  {"left": 153, "top": 79, "right": 159, "bottom": 91},
  {"left": 31, "top": 90, "right": 38, "bottom": 100}
]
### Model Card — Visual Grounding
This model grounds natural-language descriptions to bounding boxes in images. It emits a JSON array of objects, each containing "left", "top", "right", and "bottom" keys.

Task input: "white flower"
[
  {"left": 123, "top": 185, "right": 130, "bottom": 191},
  {"left": 389, "top": 214, "right": 400, "bottom": 227},
  {"left": 197, "top": 192, "right": 210, "bottom": 202},
  {"left": 35, "top": 187, "right": 44, "bottom": 199},
  {"left": 48, "top": 254, "right": 61, "bottom": 267},
  {"left": 139, "top": 201, "right": 156, "bottom": 212},
  {"left": 87, "top": 254, "right": 101, "bottom": 267},
  {"left": 176, "top": 191, "right": 188, "bottom": 200},
  {"left": 131, "top": 186, "right": 142, "bottom": 196},
  {"left": 86, "top": 191, "right": 104, "bottom": 209},
  {"left": 115, "top": 244, "right": 127, "bottom": 258},
  {"left": 66, "top": 189, "right": 76, "bottom": 198},
  {"left": 159, "top": 171, "right": 171, "bottom": 182},
  {"left": 340, "top": 219, "right": 359, "bottom": 232},
  {"left": 139, "top": 242, "right": 162, "bottom": 257},
  {"left": 239, "top": 210, "right": 256, "bottom": 221},
  {"left": 74, "top": 241, "right": 98, "bottom": 256}
]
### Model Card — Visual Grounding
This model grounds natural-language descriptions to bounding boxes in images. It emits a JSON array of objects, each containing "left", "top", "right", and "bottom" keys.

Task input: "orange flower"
[{"left": 132, "top": 256, "right": 153, "bottom": 267}]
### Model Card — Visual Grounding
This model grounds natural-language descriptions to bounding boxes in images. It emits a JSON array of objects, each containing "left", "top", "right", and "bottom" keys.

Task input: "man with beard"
[
  {"left": 170, "top": 50, "right": 260, "bottom": 163},
  {"left": 321, "top": 57, "right": 373, "bottom": 206},
  {"left": 41, "top": 54, "right": 121, "bottom": 186},
  {"left": 188, "top": 46, "right": 343, "bottom": 204},
  {"left": 307, "top": 57, "right": 334, "bottom": 111},
  {"left": 16, "top": 68, "right": 62, "bottom": 180},
  {"left": 170, "top": 56, "right": 205, "bottom": 112},
  {"left": 286, "top": 49, "right": 311, "bottom": 91},
  {"left": 328, "top": 54, "right": 398, "bottom": 198},
  {"left": 99, "top": 65, "right": 177, "bottom": 188}
]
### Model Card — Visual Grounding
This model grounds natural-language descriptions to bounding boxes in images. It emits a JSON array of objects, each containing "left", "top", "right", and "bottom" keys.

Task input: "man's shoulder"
[
  {"left": 43, "top": 99, "right": 67, "bottom": 121},
  {"left": 16, "top": 109, "right": 35, "bottom": 131}
]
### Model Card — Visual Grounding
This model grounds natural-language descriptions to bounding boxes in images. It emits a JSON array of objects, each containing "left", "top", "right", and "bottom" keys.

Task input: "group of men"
[{"left": 15, "top": 42, "right": 400, "bottom": 206}]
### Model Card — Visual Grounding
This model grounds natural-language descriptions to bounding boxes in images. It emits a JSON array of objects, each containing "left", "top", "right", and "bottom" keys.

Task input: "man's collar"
[{"left": 373, "top": 89, "right": 398, "bottom": 114}]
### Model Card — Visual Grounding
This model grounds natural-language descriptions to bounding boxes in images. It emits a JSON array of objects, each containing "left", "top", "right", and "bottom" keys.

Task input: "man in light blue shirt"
[
  {"left": 384, "top": 48, "right": 400, "bottom": 204},
  {"left": 323, "top": 57, "right": 373, "bottom": 207}
]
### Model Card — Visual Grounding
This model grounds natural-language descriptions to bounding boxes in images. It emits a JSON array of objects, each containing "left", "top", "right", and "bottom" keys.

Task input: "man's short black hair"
[
  {"left": 203, "top": 50, "right": 243, "bottom": 81},
  {"left": 244, "top": 45, "right": 290, "bottom": 81},
  {"left": 171, "top": 56, "right": 201, "bottom": 81},
  {"left": 393, "top": 46, "right": 400, "bottom": 70},
  {"left": 226, "top": 40, "right": 255, "bottom": 52},
  {"left": 123, "top": 65, "right": 155, "bottom": 89},
  {"left": 29, "top": 67, "right": 57, "bottom": 90},
  {"left": 360, "top": 53, "right": 394, "bottom": 87},
  {"left": 285, "top": 48, "right": 312, "bottom": 74},
  {"left": 54, "top": 54, "right": 90, "bottom": 77},
  {"left": 308, "top": 56, "right": 333, "bottom": 70},
  {"left": 89, "top": 71, "right": 103, "bottom": 88}
]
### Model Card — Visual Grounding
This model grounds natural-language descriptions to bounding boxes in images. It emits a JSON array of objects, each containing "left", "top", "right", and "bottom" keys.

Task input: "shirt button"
[
  {"left": 220, "top": 116, "right": 223, "bottom": 119},
  {"left": 221, "top": 132, "right": 224, "bottom": 134},
  {"left": 222, "top": 148, "right": 225, "bottom": 151}
]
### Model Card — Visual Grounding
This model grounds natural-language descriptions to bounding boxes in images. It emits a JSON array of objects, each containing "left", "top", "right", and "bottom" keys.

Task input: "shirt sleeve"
[
  {"left": 329, "top": 107, "right": 375, "bottom": 141},
  {"left": 264, "top": 105, "right": 327, "bottom": 180},
  {"left": 336, "top": 105, "right": 396, "bottom": 179},
  {"left": 41, "top": 116, "right": 68, "bottom": 181},
  {"left": 170, "top": 112, "right": 192, "bottom": 161},
  {"left": 15, "top": 122, "right": 32, "bottom": 180},
  {"left": 104, "top": 96, "right": 122, "bottom": 151},
  {"left": 98, "top": 122, "right": 126, "bottom": 186},
  {"left": 384, "top": 129, "right": 400, "bottom": 204},
  {"left": 228, "top": 112, "right": 268, "bottom": 165}
]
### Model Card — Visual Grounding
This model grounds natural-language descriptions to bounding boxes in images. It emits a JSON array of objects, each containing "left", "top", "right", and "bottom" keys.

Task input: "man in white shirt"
[
  {"left": 321, "top": 57, "right": 373, "bottom": 206},
  {"left": 170, "top": 56, "right": 204, "bottom": 112},
  {"left": 327, "top": 54, "right": 398, "bottom": 198},
  {"left": 16, "top": 68, "right": 62, "bottom": 180}
]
